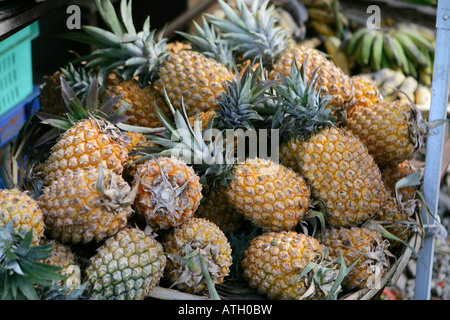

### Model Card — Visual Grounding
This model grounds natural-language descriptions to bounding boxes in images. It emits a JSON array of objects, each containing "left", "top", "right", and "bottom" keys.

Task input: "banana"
[
  {"left": 370, "top": 31, "right": 383, "bottom": 71},
  {"left": 397, "top": 26, "right": 435, "bottom": 53},
  {"left": 302, "top": 0, "right": 333, "bottom": 10},
  {"left": 419, "top": 65, "right": 433, "bottom": 86},
  {"left": 347, "top": 28, "right": 370, "bottom": 55},
  {"left": 379, "top": 71, "right": 406, "bottom": 98},
  {"left": 323, "top": 36, "right": 350, "bottom": 74},
  {"left": 406, "top": 58, "right": 418, "bottom": 78},
  {"left": 389, "top": 34, "right": 410, "bottom": 74},
  {"left": 398, "top": 76, "right": 418, "bottom": 103},
  {"left": 398, "top": 22, "right": 436, "bottom": 46},
  {"left": 308, "top": 8, "right": 336, "bottom": 24},
  {"left": 358, "top": 30, "right": 377, "bottom": 66},
  {"left": 415, "top": 84, "right": 431, "bottom": 106},
  {"left": 309, "top": 19, "right": 336, "bottom": 37},
  {"left": 394, "top": 31, "right": 430, "bottom": 67},
  {"left": 369, "top": 68, "right": 396, "bottom": 87}
]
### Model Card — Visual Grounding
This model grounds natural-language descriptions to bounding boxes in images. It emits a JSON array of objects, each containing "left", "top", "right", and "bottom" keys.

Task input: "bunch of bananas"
[
  {"left": 347, "top": 23, "right": 435, "bottom": 85},
  {"left": 359, "top": 68, "right": 431, "bottom": 106}
]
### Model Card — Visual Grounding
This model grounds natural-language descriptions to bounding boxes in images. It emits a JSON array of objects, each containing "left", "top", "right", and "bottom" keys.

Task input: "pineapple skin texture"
[
  {"left": 38, "top": 168, "right": 133, "bottom": 244},
  {"left": 85, "top": 227, "right": 166, "bottom": 300},
  {"left": 133, "top": 157, "right": 202, "bottom": 230},
  {"left": 319, "top": 226, "right": 390, "bottom": 290},
  {"left": 103, "top": 75, "right": 170, "bottom": 128},
  {"left": 0, "top": 189, "right": 45, "bottom": 246},
  {"left": 162, "top": 217, "right": 232, "bottom": 294},
  {"left": 155, "top": 50, "right": 233, "bottom": 116},
  {"left": 194, "top": 183, "right": 244, "bottom": 234},
  {"left": 280, "top": 126, "right": 388, "bottom": 228},
  {"left": 227, "top": 157, "right": 311, "bottom": 232},
  {"left": 123, "top": 131, "right": 155, "bottom": 181},
  {"left": 350, "top": 75, "right": 382, "bottom": 109},
  {"left": 242, "top": 231, "right": 325, "bottom": 300},
  {"left": 270, "top": 46, "right": 354, "bottom": 115},
  {"left": 345, "top": 101, "right": 416, "bottom": 168},
  {"left": 42, "top": 119, "right": 129, "bottom": 185}
]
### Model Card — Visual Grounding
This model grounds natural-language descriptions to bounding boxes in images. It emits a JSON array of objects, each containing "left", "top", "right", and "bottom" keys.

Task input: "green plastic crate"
[{"left": 0, "top": 22, "right": 40, "bottom": 117}]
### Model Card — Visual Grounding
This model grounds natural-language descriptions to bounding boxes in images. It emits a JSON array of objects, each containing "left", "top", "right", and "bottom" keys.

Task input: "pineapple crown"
[
  {"left": 75, "top": 0, "right": 169, "bottom": 86},
  {"left": 0, "top": 221, "right": 66, "bottom": 300},
  {"left": 206, "top": 0, "right": 290, "bottom": 68},
  {"left": 215, "top": 65, "right": 275, "bottom": 131},
  {"left": 176, "top": 16, "right": 236, "bottom": 70},
  {"left": 35, "top": 77, "right": 131, "bottom": 147},
  {"left": 60, "top": 63, "right": 98, "bottom": 98},
  {"left": 272, "top": 56, "right": 336, "bottom": 142}
]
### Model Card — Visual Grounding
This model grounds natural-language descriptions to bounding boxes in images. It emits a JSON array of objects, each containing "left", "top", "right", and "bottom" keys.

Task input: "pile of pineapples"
[{"left": 0, "top": 0, "right": 434, "bottom": 300}]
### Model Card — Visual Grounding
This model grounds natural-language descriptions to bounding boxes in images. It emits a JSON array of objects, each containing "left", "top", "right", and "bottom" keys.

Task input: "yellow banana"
[
  {"left": 380, "top": 71, "right": 406, "bottom": 98},
  {"left": 370, "top": 31, "right": 383, "bottom": 71},
  {"left": 419, "top": 65, "right": 433, "bottom": 86},
  {"left": 398, "top": 76, "right": 418, "bottom": 103},
  {"left": 369, "top": 68, "right": 396, "bottom": 87},
  {"left": 308, "top": 8, "right": 336, "bottom": 24},
  {"left": 309, "top": 19, "right": 335, "bottom": 37},
  {"left": 415, "top": 84, "right": 431, "bottom": 106}
]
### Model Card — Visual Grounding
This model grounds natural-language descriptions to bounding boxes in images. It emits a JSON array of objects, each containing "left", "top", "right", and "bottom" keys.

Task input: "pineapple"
[
  {"left": 0, "top": 189, "right": 45, "bottom": 246},
  {"left": 37, "top": 166, "right": 134, "bottom": 244},
  {"left": 381, "top": 160, "right": 417, "bottom": 201},
  {"left": 274, "top": 60, "right": 388, "bottom": 228},
  {"left": 194, "top": 183, "right": 244, "bottom": 234},
  {"left": 77, "top": 0, "right": 233, "bottom": 120},
  {"left": 36, "top": 77, "right": 130, "bottom": 186},
  {"left": 162, "top": 217, "right": 232, "bottom": 295},
  {"left": 132, "top": 156, "right": 203, "bottom": 230},
  {"left": 101, "top": 73, "right": 170, "bottom": 129},
  {"left": 40, "top": 239, "right": 81, "bottom": 290},
  {"left": 227, "top": 157, "right": 311, "bottom": 232},
  {"left": 85, "top": 227, "right": 166, "bottom": 300},
  {"left": 345, "top": 100, "right": 427, "bottom": 168},
  {"left": 207, "top": 0, "right": 354, "bottom": 118},
  {"left": 350, "top": 75, "right": 382, "bottom": 110},
  {"left": 39, "top": 64, "right": 98, "bottom": 116},
  {"left": 318, "top": 226, "right": 391, "bottom": 290},
  {"left": 241, "top": 231, "right": 344, "bottom": 300}
]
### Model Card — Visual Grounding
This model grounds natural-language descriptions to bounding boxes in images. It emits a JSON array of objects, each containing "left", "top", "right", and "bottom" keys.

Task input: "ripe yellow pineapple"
[
  {"left": 227, "top": 157, "right": 311, "bottom": 232},
  {"left": 132, "top": 156, "right": 203, "bottom": 230},
  {"left": 37, "top": 167, "right": 134, "bottom": 244},
  {"left": 0, "top": 189, "right": 45, "bottom": 246},
  {"left": 102, "top": 73, "right": 170, "bottom": 129},
  {"left": 36, "top": 77, "right": 131, "bottom": 186},
  {"left": 194, "top": 184, "right": 244, "bottom": 234},
  {"left": 41, "top": 118, "right": 129, "bottom": 185},
  {"left": 162, "top": 217, "right": 232, "bottom": 295},
  {"left": 345, "top": 100, "right": 427, "bottom": 168},
  {"left": 85, "top": 227, "right": 166, "bottom": 300},
  {"left": 318, "top": 226, "right": 391, "bottom": 290},
  {"left": 350, "top": 75, "right": 382, "bottom": 110},
  {"left": 274, "top": 60, "right": 388, "bottom": 228},
  {"left": 242, "top": 231, "right": 342, "bottom": 300}
]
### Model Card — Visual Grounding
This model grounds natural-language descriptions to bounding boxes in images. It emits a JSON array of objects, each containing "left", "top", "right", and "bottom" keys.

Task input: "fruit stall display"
[{"left": 0, "top": 0, "right": 448, "bottom": 300}]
